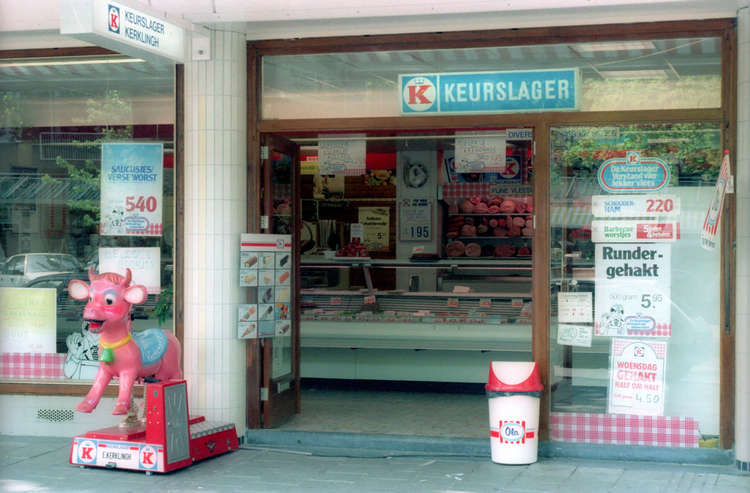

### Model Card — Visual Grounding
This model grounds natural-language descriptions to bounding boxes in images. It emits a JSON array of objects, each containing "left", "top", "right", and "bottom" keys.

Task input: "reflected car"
[{"left": 0, "top": 253, "right": 83, "bottom": 287}]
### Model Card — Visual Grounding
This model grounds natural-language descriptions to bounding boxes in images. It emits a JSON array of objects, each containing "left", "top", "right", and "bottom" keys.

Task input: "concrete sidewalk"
[{"left": 0, "top": 435, "right": 748, "bottom": 493}]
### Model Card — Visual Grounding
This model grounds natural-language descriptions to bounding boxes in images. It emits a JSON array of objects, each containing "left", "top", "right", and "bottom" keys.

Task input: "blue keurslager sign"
[{"left": 399, "top": 69, "right": 581, "bottom": 115}]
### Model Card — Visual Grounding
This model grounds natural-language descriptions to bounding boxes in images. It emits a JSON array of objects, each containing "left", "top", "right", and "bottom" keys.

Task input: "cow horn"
[
  {"left": 123, "top": 268, "right": 132, "bottom": 285},
  {"left": 88, "top": 266, "right": 95, "bottom": 281}
]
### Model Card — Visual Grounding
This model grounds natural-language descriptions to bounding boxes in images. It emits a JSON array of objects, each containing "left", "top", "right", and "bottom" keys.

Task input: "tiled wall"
[
  {"left": 0, "top": 395, "right": 121, "bottom": 437},
  {"left": 737, "top": 6, "right": 750, "bottom": 472},
  {"left": 183, "top": 29, "right": 248, "bottom": 433}
]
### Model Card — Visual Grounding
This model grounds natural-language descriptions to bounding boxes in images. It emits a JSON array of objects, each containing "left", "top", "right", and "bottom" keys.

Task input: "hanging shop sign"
[
  {"left": 592, "top": 195, "right": 680, "bottom": 217},
  {"left": 454, "top": 135, "right": 510, "bottom": 175},
  {"left": 99, "top": 247, "right": 161, "bottom": 295},
  {"left": 318, "top": 137, "right": 366, "bottom": 175},
  {"left": 591, "top": 220, "right": 680, "bottom": 243},
  {"left": 359, "top": 207, "right": 390, "bottom": 252},
  {"left": 100, "top": 143, "right": 163, "bottom": 237},
  {"left": 701, "top": 151, "right": 732, "bottom": 252},
  {"left": 0, "top": 288, "right": 56, "bottom": 353},
  {"left": 399, "top": 69, "right": 581, "bottom": 115},
  {"left": 399, "top": 199, "right": 433, "bottom": 242},
  {"left": 597, "top": 151, "right": 670, "bottom": 193},
  {"left": 595, "top": 243, "right": 671, "bottom": 337},
  {"left": 609, "top": 338, "right": 667, "bottom": 416},
  {"left": 60, "top": 0, "right": 187, "bottom": 63},
  {"left": 239, "top": 234, "right": 292, "bottom": 339}
]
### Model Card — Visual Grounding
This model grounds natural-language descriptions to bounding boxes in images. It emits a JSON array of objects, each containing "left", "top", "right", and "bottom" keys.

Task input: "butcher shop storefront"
[{"left": 245, "top": 18, "right": 737, "bottom": 457}]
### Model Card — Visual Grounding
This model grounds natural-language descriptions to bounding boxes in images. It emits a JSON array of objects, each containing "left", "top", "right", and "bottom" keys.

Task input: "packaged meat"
[
  {"left": 495, "top": 244, "right": 517, "bottom": 257},
  {"left": 513, "top": 216, "right": 526, "bottom": 227},
  {"left": 526, "top": 219, "right": 533, "bottom": 229},
  {"left": 488, "top": 205, "right": 500, "bottom": 213},
  {"left": 470, "top": 196, "right": 483, "bottom": 204},
  {"left": 460, "top": 224, "right": 477, "bottom": 237},
  {"left": 465, "top": 243, "right": 482, "bottom": 257},
  {"left": 496, "top": 218, "right": 506, "bottom": 228},
  {"left": 489, "top": 219, "right": 498, "bottom": 229},
  {"left": 522, "top": 228, "right": 534, "bottom": 236},
  {"left": 526, "top": 200, "right": 534, "bottom": 213},
  {"left": 474, "top": 202, "right": 489, "bottom": 214},
  {"left": 446, "top": 231, "right": 459, "bottom": 239},
  {"left": 477, "top": 224, "right": 488, "bottom": 235},
  {"left": 493, "top": 227, "right": 508, "bottom": 237},
  {"left": 518, "top": 246, "right": 532, "bottom": 256},
  {"left": 464, "top": 217, "right": 475, "bottom": 226},
  {"left": 508, "top": 225, "right": 522, "bottom": 237},
  {"left": 449, "top": 215, "right": 465, "bottom": 223},
  {"left": 515, "top": 202, "right": 527, "bottom": 213},
  {"left": 491, "top": 197, "right": 503, "bottom": 206},
  {"left": 499, "top": 199, "right": 517, "bottom": 213},
  {"left": 445, "top": 240, "right": 466, "bottom": 257},
  {"left": 460, "top": 200, "right": 475, "bottom": 213},
  {"left": 448, "top": 204, "right": 459, "bottom": 215}
]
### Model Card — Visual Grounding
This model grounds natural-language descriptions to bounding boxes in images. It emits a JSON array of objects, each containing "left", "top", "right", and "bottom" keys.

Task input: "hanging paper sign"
[
  {"left": 701, "top": 152, "right": 732, "bottom": 251},
  {"left": 99, "top": 247, "right": 161, "bottom": 294},
  {"left": 358, "top": 207, "right": 389, "bottom": 252},
  {"left": 609, "top": 338, "right": 667, "bottom": 416},
  {"left": 597, "top": 151, "right": 670, "bottom": 193},
  {"left": 592, "top": 195, "right": 680, "bottom": 217},
  {"left": 399, "top": 199, "right": 433, "bottom": 242},
  {"left": 558, "top": 292, "right": 593, "bottom": 323},
  {"left": 0, "top": 288, "right": 56, "bottom": 353},
  {"left": 318, "top": 137, "right": 366, "bottom": 175},
  {"left": 100, "top": 143, "right": 163, "bottom": 236},
  {"left": 557, "top": 324, "right": 593, "bottom": 347},
  {"left": 591, "top": 220, "right": 679, "bottom": 243},
  {"left": 454, "top": 135, "right": 509, "bottom": 174},
  {"left": 595, "top": 243, "right": 671, "bottom": 337}
]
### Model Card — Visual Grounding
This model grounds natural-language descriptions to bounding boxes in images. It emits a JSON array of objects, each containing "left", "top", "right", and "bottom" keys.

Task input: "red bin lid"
[{"left": 485, "top": 361, "right": 543, "bottom": 392}]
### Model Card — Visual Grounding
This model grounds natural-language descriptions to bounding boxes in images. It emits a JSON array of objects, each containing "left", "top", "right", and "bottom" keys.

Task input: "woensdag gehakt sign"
[{"left": 399, "top": 69, "right": 581, "bottom": 115}]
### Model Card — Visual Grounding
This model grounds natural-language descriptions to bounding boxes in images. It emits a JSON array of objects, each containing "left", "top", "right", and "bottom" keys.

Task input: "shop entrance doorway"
[{"left": 255, "top": 129, "right": 540, "bottom": 438}]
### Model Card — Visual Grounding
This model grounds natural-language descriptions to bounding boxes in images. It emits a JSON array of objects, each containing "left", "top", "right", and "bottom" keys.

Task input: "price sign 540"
[{"left": 125, "top": 196, "right": 158, "bottom": 213}]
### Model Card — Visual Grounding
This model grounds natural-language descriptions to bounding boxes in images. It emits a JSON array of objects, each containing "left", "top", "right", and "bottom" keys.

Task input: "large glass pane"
[
  {"left": 0, "top": 55, "right": 175, "bottom": 381},
  {"left": 263, "top": 38, "right": 721, "bottom": 119},
  {"left": 549, "top": 123, "right": 723, "bottom": 446}
]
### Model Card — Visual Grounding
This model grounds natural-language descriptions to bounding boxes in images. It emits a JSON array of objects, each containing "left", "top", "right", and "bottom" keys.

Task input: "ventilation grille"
[{"left": 37, "top": 409, "right": 75, "bottom": 422}]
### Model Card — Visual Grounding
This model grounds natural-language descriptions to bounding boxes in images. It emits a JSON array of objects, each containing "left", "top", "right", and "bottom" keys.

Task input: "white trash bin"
[{"left": 486, "top": 361, "right": 543, "bottom": 465}]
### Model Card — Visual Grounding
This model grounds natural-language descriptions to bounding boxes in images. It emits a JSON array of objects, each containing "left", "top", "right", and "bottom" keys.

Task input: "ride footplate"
[{"left": 189, "top": 421, "right": 239, "bottom": 462}]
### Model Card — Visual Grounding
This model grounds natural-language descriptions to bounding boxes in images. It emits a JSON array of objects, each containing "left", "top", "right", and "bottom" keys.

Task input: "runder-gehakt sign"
[{"left": 399, "top": 69, "right": 581, "bottom": 115}]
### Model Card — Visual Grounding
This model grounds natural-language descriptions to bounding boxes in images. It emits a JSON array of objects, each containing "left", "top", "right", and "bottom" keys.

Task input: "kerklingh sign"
[
  {"left": 61, "top": 0, "right": 186, "bottom": 63},
  {"left": 399, "top": 69, "right": 581, "bottom": 115}
]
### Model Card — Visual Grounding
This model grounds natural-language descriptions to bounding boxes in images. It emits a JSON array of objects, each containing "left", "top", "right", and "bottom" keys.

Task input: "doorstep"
[{"left": 245, "top": 429, "right": 736, "bottom": 466}]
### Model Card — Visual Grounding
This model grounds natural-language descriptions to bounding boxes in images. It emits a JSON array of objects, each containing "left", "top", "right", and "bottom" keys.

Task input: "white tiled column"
[
  {"left": 736, "top": 5, "right": 750, "bottom": 471},
  {"left": 184, "top": 29, "right": 247, "bottom": 434}
]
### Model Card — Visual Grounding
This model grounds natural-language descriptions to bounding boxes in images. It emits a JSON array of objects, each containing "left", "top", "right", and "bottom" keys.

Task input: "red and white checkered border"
[
  {"left": 550, "top": 412, "right": 699, "bottom": 448},
  {"left": 596, "top": 323, "right": 672, "bottom": 338},
  {"left": 0, "top": 352, "right": 66, "bottom": 380}
]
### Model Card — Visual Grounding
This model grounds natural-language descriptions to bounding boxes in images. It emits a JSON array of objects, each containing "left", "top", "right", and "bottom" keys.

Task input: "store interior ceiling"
[{"left": 0, "top": 35, "right": 720, "bottom": 109}]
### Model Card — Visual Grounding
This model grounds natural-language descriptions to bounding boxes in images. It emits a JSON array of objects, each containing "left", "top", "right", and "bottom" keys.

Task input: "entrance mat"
[{"left": 551, "top": 412, "right": 699, "bottom": 448}]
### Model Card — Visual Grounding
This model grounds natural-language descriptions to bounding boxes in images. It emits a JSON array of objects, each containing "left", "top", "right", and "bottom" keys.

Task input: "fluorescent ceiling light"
[
  {"left": 575, "top": 41, "right": 656, "bottom": 52},
  {"left": 0, "top": 57, "right": 145, "bottom": 68},
  {"left": 600, "top": 70, "right": 669, "bottom": 79}
]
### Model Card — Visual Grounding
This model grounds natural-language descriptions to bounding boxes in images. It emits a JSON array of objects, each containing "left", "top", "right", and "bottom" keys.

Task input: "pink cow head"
[{"left": 68, "top": 267, "right": 147, "bottom": 334}]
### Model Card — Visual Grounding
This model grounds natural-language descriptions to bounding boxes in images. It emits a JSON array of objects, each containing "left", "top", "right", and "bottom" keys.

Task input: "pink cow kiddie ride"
[{"left": 68, "top": 267, "right": 182, "bottom": 415}]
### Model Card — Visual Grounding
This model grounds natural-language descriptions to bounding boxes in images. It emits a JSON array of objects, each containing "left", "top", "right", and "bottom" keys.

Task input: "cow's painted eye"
[{"left": 104, "top": 289, "right": 117, "bottom": 306}]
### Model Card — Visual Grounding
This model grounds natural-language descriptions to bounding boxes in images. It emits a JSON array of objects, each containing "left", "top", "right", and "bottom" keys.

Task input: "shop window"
[
  {"left": 548, "top": 122, "right": 723, "bottom": 447},
  {"left": 262, "top": 37, "right": 721, "bottom": 120},
  {"left": 0, "top": 55, "right": 175, "bottom": 382}
]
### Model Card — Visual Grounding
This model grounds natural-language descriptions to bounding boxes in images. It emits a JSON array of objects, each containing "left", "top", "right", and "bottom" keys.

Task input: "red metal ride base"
[{"left": 69, "top": 380, "right": 239, "bottom": 473}]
